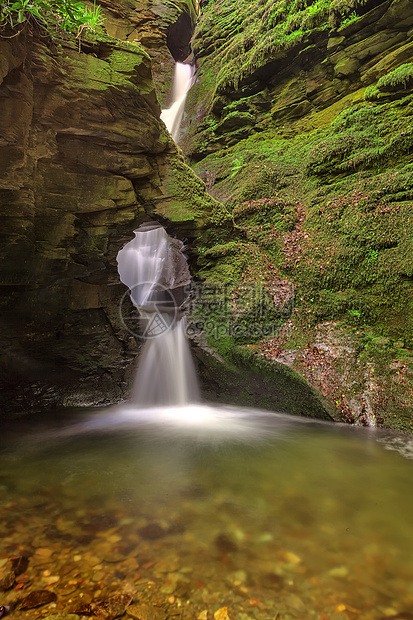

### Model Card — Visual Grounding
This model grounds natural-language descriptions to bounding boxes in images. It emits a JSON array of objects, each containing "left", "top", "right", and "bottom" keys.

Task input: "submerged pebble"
[
  {"left": 126, "top": 603, "right": 166, "bottom": 619},
  {"left": 44, "top": 616, "right": 80, "bottom": 620},
  {"left": 0, "top": 571, "right": 14, "bottom": 591}
]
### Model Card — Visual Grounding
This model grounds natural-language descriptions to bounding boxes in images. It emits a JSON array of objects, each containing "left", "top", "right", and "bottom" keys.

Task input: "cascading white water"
[
  {"left": 116, "top": 60, "right": 197, "bottom": 406},
  {"left": 160, "top": 63, "right": 194, "bottom": 142},
  {"left": 116, "top": 223, "right": 190, "bottom": 307},
  {"left": 117, "top": 223, "right": 199, "bottom": 406},
  {"left": 132, "top": 318, "right": 199, "bottom": 406}
]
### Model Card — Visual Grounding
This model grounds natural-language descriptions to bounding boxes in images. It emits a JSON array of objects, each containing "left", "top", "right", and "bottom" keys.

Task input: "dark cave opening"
[{"left": 167, "top": 11, "right": 194, "bottom": 62}]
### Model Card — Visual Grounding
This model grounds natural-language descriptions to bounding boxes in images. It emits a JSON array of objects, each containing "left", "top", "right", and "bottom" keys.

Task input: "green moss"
[
  {"left": 67, "top": 38, "right": 153, "bottom": 93},
  {"left": 189, "top": 0, "right": 413, "bottom": 428},
  {"left": 162, "top": 153, "right": 232, "bottom": 226},
  {"left": 193, "top": 0, "right": 368, "bottom": 93},
  {"left": 377, "top": 63, "right": 413, "bottom": 91},
  {"left": 193, "top": 92, "right": 413, "bottom": 350},
  {"left": 365, "top": 63, "right": 413, "bottom": 101},
  {"left": 198, "top": 342, "right": 335, "bottom": 419}
]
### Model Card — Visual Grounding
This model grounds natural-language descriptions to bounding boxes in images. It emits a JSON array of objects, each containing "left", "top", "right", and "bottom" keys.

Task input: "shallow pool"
[{"left": 1, "top": 406, "right": 413, "bottom": 620}]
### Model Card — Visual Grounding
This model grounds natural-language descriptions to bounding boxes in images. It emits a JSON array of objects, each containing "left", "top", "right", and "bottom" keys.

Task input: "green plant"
[
  {"left": 230, "top": 157, "right": 243, "bottom": 178},
  {"left": 364, "top": 84, "right": 379, "bottom": 101},
  {"left": 376, "top": 63, "right": 413, "bottom": 91},
  {"left": 365, "top": 64, "right": 413, "bottom": 101},
  {"left": 340, "top": 10, "right": 358, "bottom": 28},
  {"left": 0, "top": 0, "right": 104, "bottom": 35}
]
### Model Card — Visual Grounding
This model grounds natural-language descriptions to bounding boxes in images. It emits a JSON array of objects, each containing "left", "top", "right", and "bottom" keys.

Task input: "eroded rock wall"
[
  {"left": 99, "top": 0, "right": 199, "bottom": 104},
  {"left": 0, "top": 31, "right": 156, "bottom": 408}
]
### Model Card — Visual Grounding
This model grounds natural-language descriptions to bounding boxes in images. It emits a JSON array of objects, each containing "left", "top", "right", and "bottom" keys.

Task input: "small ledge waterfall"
[
  {"left": 117, "top": 222, "right": 199, "bottom": 407},
  {"left": 160, "top": 63, "right": 194, "bottom": 142}
]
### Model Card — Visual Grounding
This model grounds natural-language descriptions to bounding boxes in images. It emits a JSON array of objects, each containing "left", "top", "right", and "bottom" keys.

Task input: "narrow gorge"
[
  {"left": 1, "top": 0, "right": 412, "bottom": 430},
  {"left": 2, "top": 3, "right": 413, "bottom": 619}
]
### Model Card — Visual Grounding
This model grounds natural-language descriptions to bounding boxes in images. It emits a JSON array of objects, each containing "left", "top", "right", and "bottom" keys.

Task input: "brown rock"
[
  {"left": 76, "top": 593, "right": 132, "bottom": 620},
  {"left": 20, "top": 589, "right": 57, "bottom": 609},
  {"left": 10, "top": 555, "right": 29, "bottom": 576},
  {"left": 0, "top": 570, "right": 15, "bottom": 591},
  {"left": 126, "top": 603, "right": 166, "bottom": 620},
  {"left": 214, "top": 534, "right": 238, "bottom": 553},
  {"left": 138, "top": 523, "right": 166, "bottom": 540}
]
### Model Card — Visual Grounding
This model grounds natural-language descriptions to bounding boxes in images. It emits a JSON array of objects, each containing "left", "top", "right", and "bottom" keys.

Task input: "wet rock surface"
[{"left": 20, "top": 590, "right": 58, "bottom": 609}]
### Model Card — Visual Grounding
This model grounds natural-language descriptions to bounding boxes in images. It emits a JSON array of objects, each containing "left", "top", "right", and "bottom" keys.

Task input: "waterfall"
[
  {"left": 131, "top": 319, "right": 199, "bottom": 406},
  {"left": 160, "top": 63, "right": 194, "bottom": 142},
  {"left": 116, "top": 60, "right": 197, "bottom": 406},
  {"left": 117, "top": 223, "right": 200, "bottom": 406}
]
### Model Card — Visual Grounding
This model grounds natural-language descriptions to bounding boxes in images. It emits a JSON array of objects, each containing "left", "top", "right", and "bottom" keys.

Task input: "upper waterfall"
[{"left": 160, "top": 63, "right": 194, "bottom": 142}]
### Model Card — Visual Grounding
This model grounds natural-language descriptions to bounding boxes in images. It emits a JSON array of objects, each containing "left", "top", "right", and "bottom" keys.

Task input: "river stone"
[
  {"left": 214, "top": 533, "right": 238, "bottom": 553},
  {"left": 76, "top": 593, "right": 132, "bottom": 620},
  {"left": 126, "top": 603, "right": 166, "bottom": 620},
  {"left": 138, "top": 523, "right": 166, "bottom": 540},
  {"left": 284, "top": 593, "right": 306, "bottom": 612},
  {"left": 0, "top": 569, "right": 14, "bottom": 590},
  {"left": 328, "top": 566, "right": 349, "bottom": 578},
  {"left": 10, "top": 556, "right": 29, "bottom": 576},
  {"left": 214, "top": 608, "right": 233, "bottom": 620},
  {"left": 20, "top": 589, "right": 57, "bottom": 609}
]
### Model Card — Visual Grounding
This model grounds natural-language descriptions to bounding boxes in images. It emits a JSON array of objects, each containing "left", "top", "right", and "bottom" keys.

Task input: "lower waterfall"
[{"left": 117, "top": 222, "right": 199, "bottom": 406}]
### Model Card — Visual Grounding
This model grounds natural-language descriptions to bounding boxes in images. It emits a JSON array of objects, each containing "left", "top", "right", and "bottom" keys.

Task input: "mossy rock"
[{"left": 195, "top": 345, "right": 337, "bottom": 421}]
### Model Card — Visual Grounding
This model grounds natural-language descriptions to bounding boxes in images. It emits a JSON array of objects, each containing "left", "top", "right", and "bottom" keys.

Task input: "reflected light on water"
[{"left": 38, "top": 404, "right": 319, "bottom": 445}]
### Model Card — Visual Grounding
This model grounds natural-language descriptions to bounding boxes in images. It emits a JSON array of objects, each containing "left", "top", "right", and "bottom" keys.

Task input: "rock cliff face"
[
  {"left": 0, "top": 31, "right": 156, "bottom": 408},
  {"left": 99, "top": 0, "right": 199, "bottom": 104},
  {"left": 0, "top": 2, "right": 219, "bottom": 411},
  {"left": 184, "top": 0, "right": 413, "bottom": 430}
]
